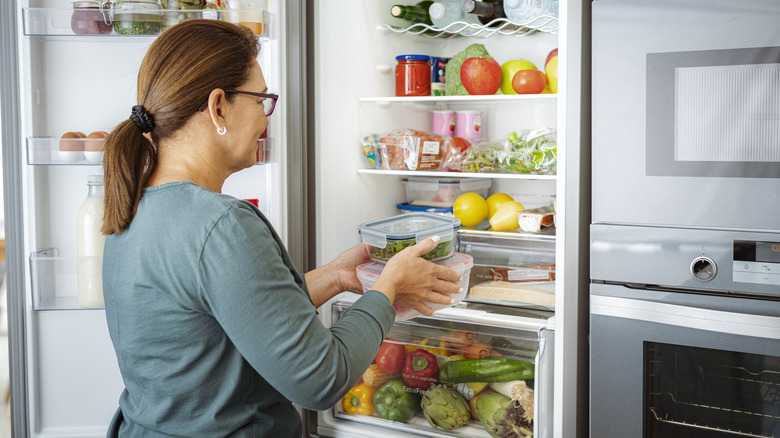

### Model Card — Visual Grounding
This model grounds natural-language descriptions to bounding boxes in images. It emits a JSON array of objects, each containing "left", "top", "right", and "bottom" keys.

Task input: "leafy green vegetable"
[
  {"left": 369, "top": 239, "right": 453, "bottom": 262},
  {"left": 445, "top": 43, "right": 493, "bottom": 96}
]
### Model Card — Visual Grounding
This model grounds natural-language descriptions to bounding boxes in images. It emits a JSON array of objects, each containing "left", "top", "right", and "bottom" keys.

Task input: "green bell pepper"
[{"left": 373, "top": 379, "right": 421, "bottom": 423}]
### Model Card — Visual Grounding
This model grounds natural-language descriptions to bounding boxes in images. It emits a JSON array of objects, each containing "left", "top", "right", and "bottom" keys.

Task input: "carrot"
[{"left": 462, "top": 342, "right": 491, "bottom": 359}]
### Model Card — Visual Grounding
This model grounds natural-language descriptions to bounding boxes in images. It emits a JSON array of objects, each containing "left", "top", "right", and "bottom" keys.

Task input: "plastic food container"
[
  {"left": 356, "top": 253, "right": 473, "bottom": 320},
  {"left": 396, "top": 202, "right": 454, "bottom": 217},
  {"left": 358, "top": 213, "right": 461, "bottom": 263},
  {"left": 402, "top": 177, "right": 491, "bottom": 207}
]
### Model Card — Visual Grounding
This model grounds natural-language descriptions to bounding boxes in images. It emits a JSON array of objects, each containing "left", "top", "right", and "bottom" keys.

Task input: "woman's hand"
[
  {"left": 305, "top": 242, "right": 372, "bottom": 308},
  {"left": 372, "top": 236, "right": 463, "bottom": 317}
]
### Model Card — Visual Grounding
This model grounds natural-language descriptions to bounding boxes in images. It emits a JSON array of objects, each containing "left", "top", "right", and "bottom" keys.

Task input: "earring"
[{"left": 217, "top": 125, "right": 227, "bottom": 135}]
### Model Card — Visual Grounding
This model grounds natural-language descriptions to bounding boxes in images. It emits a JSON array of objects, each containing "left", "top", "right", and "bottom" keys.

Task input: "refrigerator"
[{"left": 0, "top": 0, "right": 590, "bottom": 437}]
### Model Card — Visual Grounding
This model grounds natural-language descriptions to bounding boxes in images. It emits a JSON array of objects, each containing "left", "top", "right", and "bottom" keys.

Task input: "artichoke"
[
  {"left": 475, "top": 391, "right": 533, "bottom": 438},
  {"left": 421, "top": 384, "right": 471, "bottom": 430}
]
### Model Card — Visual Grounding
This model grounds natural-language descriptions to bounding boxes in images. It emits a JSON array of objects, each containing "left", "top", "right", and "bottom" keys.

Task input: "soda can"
[{"left": 430, "top": 57, "right": 450, "bottom": 96}]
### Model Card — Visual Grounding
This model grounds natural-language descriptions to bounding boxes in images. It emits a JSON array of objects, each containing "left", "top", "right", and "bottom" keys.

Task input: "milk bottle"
[{"left": 77, "top": 174, "right": 106, "bottom": 308}]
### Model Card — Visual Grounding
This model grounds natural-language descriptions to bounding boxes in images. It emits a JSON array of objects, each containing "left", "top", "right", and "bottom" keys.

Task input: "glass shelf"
[
  {"left": 29, "top": 248, "right": 104, "bottom": 311},
  {"left": 22, "top": 7, "right": 269, "bottom": 38},
  {"left": 359, "top": 94, "right": 557, "bottom": 108},
  {"left": 357, "top": 168, "right": 557, "bottom": 180},
  {"left": 26, "top": 136, "right": 275, "bottom": 166},
  {"left": 378, "top": 16, "right": 559, "bottom": 38}
]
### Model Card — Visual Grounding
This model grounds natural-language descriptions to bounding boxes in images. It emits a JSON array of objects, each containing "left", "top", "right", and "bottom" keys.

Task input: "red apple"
[
  {"left": 460, "top": 57, "right": 503, "bottom": 95},
  {"left": 512, "top": 69, "right": 547, "bottom": 94},
  {"left": 545, "top": 48, "right": 558, "bottom": 68}
]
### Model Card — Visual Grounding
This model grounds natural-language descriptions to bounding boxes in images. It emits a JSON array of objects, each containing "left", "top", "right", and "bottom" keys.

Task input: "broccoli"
[{"left": 445, "top": 43, "right": 494, "bottom": 96}]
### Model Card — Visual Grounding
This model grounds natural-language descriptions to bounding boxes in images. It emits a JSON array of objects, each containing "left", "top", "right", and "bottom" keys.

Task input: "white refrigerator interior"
[
  {"left": 9, "top": 0, "right": 287, "bottom": 435},
  {"left": 310, "top": 1, "right": 587, "bottom": 437}
]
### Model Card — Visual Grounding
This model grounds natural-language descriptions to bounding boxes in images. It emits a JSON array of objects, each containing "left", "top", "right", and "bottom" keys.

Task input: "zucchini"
[{"left": 439, "top": 357, "right": 534, "bottom": 384}]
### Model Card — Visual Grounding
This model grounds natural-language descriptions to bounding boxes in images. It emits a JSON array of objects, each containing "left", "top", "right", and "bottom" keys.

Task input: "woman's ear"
[{"left": 206, "top": 88, "right": 227, "bottom": 130}]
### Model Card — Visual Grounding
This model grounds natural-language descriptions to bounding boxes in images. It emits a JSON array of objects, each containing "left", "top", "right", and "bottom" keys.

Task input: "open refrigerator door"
[
  {"left": 1, "top": 0, "right": 293, "bottom": 435},
  {"left": 309, "top": 0, "right": 588, "bottom": 437}
]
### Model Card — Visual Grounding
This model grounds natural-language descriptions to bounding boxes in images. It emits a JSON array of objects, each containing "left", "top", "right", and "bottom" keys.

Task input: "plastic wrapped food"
[
  {"left": 362, "top": 129, "right": 453, "bottom": 171},
  {"left": 461, "top": 128, "right": 558, "bottom": 175}
]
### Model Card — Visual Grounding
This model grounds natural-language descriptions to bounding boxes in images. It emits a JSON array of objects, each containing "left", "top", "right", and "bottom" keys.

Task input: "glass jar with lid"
[
  {"left": 161, "top": 0, "right": 206, "bottom": 30},
  {"left": 71, "top": 0, "right": 113, "bottom": 35},
  {"left": 113, "top": 0, "right": 165, "bottom": 35},
  {"left": 395, "top": 54, "right": 432, "bottom": 97}
]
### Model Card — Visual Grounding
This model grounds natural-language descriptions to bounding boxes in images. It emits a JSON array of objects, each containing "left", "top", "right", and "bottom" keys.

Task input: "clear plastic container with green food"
[
  {"left": 358, "top": 213, "right": 461, "bottom": 263},
  {"left": 113, "top": 0, "right": 164, "bottom": 35}
]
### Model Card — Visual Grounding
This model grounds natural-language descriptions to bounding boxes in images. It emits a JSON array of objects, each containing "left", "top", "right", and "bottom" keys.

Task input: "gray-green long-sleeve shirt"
[{"left": 103, "top": 181, "right": 395, "bottom": 437}]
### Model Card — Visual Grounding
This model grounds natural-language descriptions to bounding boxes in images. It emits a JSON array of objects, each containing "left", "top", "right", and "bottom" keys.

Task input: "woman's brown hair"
[{"left": 101, "top": 20, "right": 259, "bottom": 235}]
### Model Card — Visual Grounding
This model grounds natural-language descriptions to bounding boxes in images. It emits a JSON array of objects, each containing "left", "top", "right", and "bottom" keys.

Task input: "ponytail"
[{"left": 101, "top": 118, "right": 157, "bottom": 235}]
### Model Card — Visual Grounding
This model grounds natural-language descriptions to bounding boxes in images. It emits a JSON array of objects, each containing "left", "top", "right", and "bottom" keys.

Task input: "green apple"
[{"left": 500, "top": 59, "right": 537, "bottom": 95}]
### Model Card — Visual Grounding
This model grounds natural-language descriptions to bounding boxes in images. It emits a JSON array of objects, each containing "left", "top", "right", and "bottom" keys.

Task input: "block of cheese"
[{"left": 468, "top": 280, "right": 555, "bottom": 307}]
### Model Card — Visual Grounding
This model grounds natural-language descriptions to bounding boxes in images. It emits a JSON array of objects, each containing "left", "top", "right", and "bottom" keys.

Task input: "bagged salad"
[{"left": 461, "top": 128, "right": 558, "bottom": 175}]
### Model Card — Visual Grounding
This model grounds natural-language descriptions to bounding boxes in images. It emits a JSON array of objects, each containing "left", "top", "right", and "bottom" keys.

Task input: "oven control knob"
[{"left": 690, "top": 256, "right": 717, "bottom": 281}]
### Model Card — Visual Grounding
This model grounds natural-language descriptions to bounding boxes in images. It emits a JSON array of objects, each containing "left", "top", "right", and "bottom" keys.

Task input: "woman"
[{"left": 101, "top": 20, "right": 462, "bottom": 437}]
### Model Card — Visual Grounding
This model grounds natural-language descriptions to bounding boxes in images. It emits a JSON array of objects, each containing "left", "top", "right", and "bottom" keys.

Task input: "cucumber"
[{"left": 439, "top": 357, "right": 534, "bottom": 384}]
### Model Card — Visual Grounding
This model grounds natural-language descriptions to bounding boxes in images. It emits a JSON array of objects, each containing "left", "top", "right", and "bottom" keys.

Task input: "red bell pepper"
[
  {"left": 375, "top": 339, "right": 406, "bottom": 374},
  {"left": 402, "top": 348, "right": 439, "bottom": 390}
]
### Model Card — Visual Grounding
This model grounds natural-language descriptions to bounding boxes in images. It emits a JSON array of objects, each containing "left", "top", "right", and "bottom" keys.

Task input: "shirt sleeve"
[{"left": 196, "top": 203, "right": 396, "bottom": 410}]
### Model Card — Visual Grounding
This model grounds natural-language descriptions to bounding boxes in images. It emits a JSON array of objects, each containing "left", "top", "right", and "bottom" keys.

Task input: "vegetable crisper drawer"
[
  {"left": 330, "top": 301, "right": 554, "bottom": 438},
  {"left": 459, "top": 231, "right": 556, "bottom": 310}
]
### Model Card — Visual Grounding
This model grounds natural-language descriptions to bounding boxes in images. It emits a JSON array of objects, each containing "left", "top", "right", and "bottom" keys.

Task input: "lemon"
[
  {"left": 489, "top": 201, "right": 525, "bottom": 231},
  {"left": 453, "top": 192, "right": 488, "bottom": 227},
  {"left": 486, "top": 193, "right": 515, "bottom": 219}
]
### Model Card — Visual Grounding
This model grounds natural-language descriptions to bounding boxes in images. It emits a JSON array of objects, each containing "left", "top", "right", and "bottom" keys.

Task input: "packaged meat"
[{"left": 518, "top": 205, "right": 555, "bottom": 232}]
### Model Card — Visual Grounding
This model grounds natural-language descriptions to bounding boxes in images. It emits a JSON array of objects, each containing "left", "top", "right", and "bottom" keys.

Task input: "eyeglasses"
[{"left": 198, "top": 90, "right": 279, "bottom": 117}]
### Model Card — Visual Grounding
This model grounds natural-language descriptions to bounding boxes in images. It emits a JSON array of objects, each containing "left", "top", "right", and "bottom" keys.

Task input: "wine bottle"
[
  {"left": 463, "top": 0, "right": 519, "bottom": 29},
  {"left": 390, "top": 1, "right": 441, "bottom": 36}
]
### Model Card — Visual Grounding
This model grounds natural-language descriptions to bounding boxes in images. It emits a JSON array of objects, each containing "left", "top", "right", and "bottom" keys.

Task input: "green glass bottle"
[{"left": 390, "top": 1, "right": 440, "bottom": 36}]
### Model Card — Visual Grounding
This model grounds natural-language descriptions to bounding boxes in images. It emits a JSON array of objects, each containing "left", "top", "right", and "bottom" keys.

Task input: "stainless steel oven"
[{"left": 590, "top": 225, "right": 780, "bottom": 437}]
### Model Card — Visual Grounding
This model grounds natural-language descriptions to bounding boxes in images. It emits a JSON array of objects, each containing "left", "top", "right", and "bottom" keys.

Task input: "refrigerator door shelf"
[
  {"left": 29, "top": 248, "right": 105, "bottom": 311},
  {"left": 22, "top": 7, "right": 270, "bottom": 38},
  {"left": 26, "top": 136, "right": 275, "bottom": 166},
  {"left": 327, "top": 298, "right": 554, "bottom": 437}
]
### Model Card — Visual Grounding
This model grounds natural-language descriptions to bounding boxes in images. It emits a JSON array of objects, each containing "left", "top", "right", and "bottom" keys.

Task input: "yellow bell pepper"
[
  {"left": 404, "top": 338, "right": 450, "bottom": 356},
  {"left": 342, "top": 382, "right": 377, "bottom": 416}
]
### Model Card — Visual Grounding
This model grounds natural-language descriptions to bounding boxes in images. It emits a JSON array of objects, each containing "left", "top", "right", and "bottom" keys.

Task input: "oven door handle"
[{"left": 591, "top": 295, "right": 780, "bottom": 340}]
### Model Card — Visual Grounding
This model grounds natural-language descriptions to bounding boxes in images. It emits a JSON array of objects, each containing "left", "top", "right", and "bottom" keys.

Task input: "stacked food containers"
[{"left": 326, "top": 212, "right": 554, "bottom": 436}]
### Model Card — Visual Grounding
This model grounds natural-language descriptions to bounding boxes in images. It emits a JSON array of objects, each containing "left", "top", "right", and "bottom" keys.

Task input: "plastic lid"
[
  {"left": 87, "top": 174, "right": 103, "bottom": 184},
  {"left": 397, "top": 202, "right": 453, "bottom": 214},
  {"left": 396, "top": 54, "right": 431, "bottom": 61},
  {"left": 429, "top": 2, "right": 445, "bottom": 19},
  {"left": 358, "top": 213, "right": 460, "bottom": 248}
]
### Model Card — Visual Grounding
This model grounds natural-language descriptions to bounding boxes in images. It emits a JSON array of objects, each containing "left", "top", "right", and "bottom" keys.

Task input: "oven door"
[
  {"left": 590, "top": 283, "right": 780, "bottom": 438},
  {"left": 592, "top": 0, "right": 780, "bottom": 230}
]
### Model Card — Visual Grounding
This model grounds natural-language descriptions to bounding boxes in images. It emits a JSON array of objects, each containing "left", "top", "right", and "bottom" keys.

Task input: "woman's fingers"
[{"left": 404, "top": 235, "right": 441, "bottom": 258}]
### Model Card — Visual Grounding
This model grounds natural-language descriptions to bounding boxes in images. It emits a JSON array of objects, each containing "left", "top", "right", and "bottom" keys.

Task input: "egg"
[
  {"left": 84, "top": 131, "right": 108, "bottom": 152},
  {"left": 84, "top": 131, "right": 108, "bottom": 163},
  {"left": 58, "top": 131, "right": 85, "bottom": 151}
]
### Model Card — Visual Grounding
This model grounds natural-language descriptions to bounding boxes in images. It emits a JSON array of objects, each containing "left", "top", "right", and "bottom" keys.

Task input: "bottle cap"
[
  {"left": 87, "top": 175, "right": 104, "bottom": 184},
  {"left": 429, "top": 2, "right": 445, "bottom": 20}
]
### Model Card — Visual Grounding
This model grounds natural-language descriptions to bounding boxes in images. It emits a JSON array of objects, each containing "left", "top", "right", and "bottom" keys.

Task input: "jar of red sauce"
[
  {"left": 71, "top": 0, "right": 113, "bottom": 35},
  {"left": 395, "top": 55, "right": 432, "bottom": 97}
]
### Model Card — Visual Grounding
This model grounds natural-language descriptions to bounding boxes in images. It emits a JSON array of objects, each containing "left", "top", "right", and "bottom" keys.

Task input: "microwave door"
[{"left": 592, "top": 0, "right": 780, "bottom": 231}]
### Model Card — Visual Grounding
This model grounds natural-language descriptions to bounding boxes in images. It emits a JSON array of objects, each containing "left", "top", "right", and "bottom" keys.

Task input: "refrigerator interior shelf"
[
  {"left": 378, "top": 16, "right": 559, "bottom": 38},
  {"left": 358, "top": 94, "right": 557, "bottom": 108},
  {"left": 330, "top": 298, "right": 553, "bottom": 437},
  {"left": 26, "top": 136, "right": 275, "bottom": 166},
  {"left": 29, "top": 248, "right": 105, "bottom": 311},
  {"left": 357, "top": 168, "right": 557, "bottom": 180},
  {"left": 22, "top": 7, "right": 270, "bottom": 38}
]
